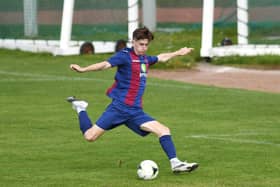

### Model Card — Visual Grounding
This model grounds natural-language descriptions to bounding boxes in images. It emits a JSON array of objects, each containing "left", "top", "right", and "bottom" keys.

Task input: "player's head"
[
  {"left": 133, "top": 27, "right": 154, "bottom": 42},
  {"left": 132, "top": 27, "right": 154, "bottom": 55}
]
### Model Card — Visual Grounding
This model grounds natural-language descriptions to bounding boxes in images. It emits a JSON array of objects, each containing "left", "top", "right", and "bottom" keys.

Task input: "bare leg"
[
  {"left": 84, "top": 124, "right": 105, "bottom": 142},
  {"left": 140, "top": 120, "right": 170, "bottom": 137}
]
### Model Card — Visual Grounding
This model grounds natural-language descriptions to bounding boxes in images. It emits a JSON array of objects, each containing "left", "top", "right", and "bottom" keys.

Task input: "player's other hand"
[
  {"left": 70, "top": 64, "right": 84, "bottom": 73},
  {"left": 177, "top": 47, "right": 194, "bottom": 56}
]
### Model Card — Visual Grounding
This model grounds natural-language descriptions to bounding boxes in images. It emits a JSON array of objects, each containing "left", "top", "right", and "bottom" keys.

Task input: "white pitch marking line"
[
  {"left": 185, "top": 133, "right": 280, "bottom": 147},
  {"left": 189, "top": 132, "right": 263, "bottom": 137},
  {"left": 0, "top": 70, "right": 199, "bottom": 90},
  {"left": 0, "top": 70, "right": 108, "bottom": 82}
]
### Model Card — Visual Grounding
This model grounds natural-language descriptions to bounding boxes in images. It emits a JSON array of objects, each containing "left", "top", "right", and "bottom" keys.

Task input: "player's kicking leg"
[
  {"left": 66, "top": 96, "right": 105, "bottom": 142},
  {"left": 67, "top": 96, "right": 88, "bottom": 113}
]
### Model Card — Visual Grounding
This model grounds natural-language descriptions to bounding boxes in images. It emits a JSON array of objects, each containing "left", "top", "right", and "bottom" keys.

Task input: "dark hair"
[
  {"left": 221, "top": 37, "right": 233, "bottom": 46},
  {"left": 80, "top": 42, "right": 94, "bottom": 55},
  {"left": 115, "top": 39, "right": 127, "bottom": 52},
  {"left": 132, "top": 27, "right": 154, "bottom": 42}
]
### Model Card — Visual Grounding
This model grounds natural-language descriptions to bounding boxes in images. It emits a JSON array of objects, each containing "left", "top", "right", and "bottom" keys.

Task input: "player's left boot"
[{"left": 172, "top": 161, "right": 199, "bottom": 173}]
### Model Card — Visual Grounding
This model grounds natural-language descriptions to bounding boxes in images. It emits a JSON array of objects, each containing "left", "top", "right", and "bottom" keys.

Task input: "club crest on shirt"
[
  {"left": 141, "top": 64, "right": 147, "bottom": 73},
  {"left": 140, "top": 64, "right": 147, "bottom": 78}
]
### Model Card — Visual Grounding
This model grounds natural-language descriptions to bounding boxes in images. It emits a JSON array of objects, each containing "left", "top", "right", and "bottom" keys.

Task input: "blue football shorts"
[{"left": 95, "top": 100, "right": 155, "bottom": 136}]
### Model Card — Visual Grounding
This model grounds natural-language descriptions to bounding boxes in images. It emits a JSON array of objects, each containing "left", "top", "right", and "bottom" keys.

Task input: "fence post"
[
  {"left": 142, "top": 0, "right": 156, "bottom": 32},
  {"left": 23, "top": 0, "right": 38, "bottom": 37},
  {"left": 128, "top": 0, "right": 139, "bottom": 42},
  {"left": 237, "top": 0, "right": 249, "bottom": 45},
  {"left": 200, "top": 0, "right": 214, "bottom": 57},
  {"left": 60, "top": 0, "right": 75, "bottom": 49}
]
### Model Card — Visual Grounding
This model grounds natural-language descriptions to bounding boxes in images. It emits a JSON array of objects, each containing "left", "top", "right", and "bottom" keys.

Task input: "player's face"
[{"left": 133, "top": 39, "right": 149, "bottom": 55}]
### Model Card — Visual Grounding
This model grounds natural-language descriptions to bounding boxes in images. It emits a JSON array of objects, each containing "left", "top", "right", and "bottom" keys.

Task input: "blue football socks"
[
  {"left": 78, "top": 111, "right": 93, "bottom": 134},
  {"left": 159, "top": 135, "right": 177, "bottom": 160}
]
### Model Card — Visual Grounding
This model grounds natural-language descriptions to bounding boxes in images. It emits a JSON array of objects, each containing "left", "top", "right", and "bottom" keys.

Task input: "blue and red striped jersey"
[{"left": 106, "top": 47, "right": 158, "bottom": 108}]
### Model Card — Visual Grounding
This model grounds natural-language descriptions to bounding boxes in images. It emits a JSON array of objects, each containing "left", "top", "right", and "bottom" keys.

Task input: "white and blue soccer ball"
[{"left": 137, "top": 160, "right": 159, "bottom": 180}]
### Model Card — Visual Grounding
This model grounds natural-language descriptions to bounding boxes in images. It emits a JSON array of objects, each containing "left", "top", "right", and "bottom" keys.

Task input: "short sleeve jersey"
[{"left": 106, "top": 47, "right": 158, "bottom": 108}]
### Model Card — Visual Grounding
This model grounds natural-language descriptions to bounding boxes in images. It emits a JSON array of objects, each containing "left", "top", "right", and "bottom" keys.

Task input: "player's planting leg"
[
  {"left": 159, "top": 135, "right": 198, "bottom": 172},
  {"left": 158, "top": 131, "right": 199, "bottom": 173},
  {"left": 141, "top": 121, "right": 199, "bottom": 173},
  {"left": 159, "top": 135, "right": 198, "bottom": 173},
  {"left": 159, "top": 135, "right": 177, "bottom": 160},
  {"left": 160, "top": 135, "right": 199, "bottom": 173},
  {"left": 170, "top": 158, "right": 199, "bottom": 173}
]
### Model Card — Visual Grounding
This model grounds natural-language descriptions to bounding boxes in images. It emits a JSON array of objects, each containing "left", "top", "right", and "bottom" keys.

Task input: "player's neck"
[{"left": 133, "top": 48, "right": 145, "bottom": 56}]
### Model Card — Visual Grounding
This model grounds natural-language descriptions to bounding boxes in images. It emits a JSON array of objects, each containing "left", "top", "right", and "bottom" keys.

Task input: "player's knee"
[
  {"left": 84, "top": 132, "right": 97, "bottom": 142},
  {"left": 83, "top": 126, "right": 104, "bottom": 142},
  {"left": 159, "top": 125, "right": 170, "bottom": 136},
  {"left": 164, "top": 126, "right": 171, "bottom": 135},
  {"left": 84, "top": 135, "right": 96, "bottom": 142}
]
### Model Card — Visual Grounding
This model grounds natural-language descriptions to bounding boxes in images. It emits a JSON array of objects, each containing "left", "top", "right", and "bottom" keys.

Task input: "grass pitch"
[{"left": 0, "top": 49, "right": 280, "bottom": 187}]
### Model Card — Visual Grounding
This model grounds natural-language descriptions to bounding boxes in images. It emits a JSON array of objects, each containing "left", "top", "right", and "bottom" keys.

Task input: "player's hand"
[
  {"left": 70, "top": 64, "right": 84, "bottom": 73},
  {"left": 177, "top": 47, "right": 194, "bottom": 56}
]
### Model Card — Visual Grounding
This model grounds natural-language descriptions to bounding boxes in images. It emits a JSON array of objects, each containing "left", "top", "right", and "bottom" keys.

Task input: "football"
[{"left": 137, "top": 160, "right": 159, "bottom": 180}]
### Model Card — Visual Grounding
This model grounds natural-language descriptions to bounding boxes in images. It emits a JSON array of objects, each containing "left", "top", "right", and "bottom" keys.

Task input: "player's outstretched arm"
[
  {"left": 157, "top": 47, "right": 193, "bottom": 63},
  {"left": 70, "top": 61, "right": 112, "bottom": 73}
]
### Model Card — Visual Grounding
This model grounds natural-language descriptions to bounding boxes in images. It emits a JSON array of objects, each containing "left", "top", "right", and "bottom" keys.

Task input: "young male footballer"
[{"left": 68, "top": 27, "right": 199, "bottom": 173}]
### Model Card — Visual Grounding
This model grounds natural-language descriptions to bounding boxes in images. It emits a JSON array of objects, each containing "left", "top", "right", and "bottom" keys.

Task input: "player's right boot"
[
  {"left": 172, "top": 161, "right": 199, "bottom": 173},
  {"left": 66, "top": 96, "right": 88, "bottom": 113}
]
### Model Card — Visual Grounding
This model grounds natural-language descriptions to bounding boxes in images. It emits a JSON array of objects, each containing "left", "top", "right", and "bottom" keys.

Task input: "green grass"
[
  {"left": 0, "top": 49, "right": 280, "bottom": 187},
  {"left": 212, "top": 55, "right": 280, "bottom": 69}
]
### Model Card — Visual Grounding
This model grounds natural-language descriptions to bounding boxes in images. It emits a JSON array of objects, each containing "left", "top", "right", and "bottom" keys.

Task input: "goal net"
[
  {"left": 201, "top": 0, "right": 280, "bottom": 58},
  {"left": 0, "top": 0, "right": 138, "bottom": 55}
]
